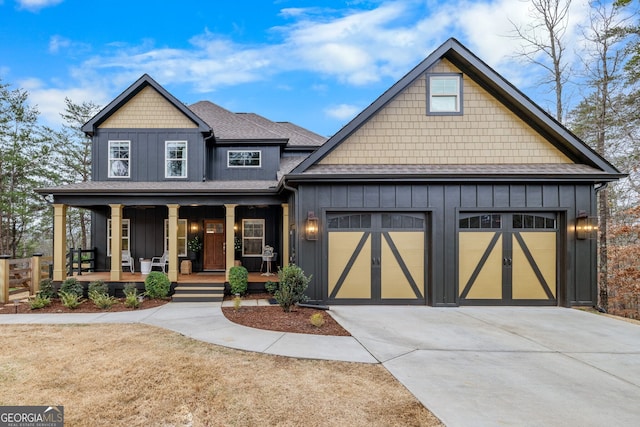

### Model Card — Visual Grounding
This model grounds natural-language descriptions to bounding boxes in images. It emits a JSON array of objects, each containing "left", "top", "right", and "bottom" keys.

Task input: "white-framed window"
[
  {"left": 228, "top": 150, "right": 261, "bottom": 167},
  {"left": 165, "top": 141, "right": 187, "bottom": 178},
  {"left": 108, "top": 140, "right": 130, "bottom": 178},
  {"left": 428, "top": 74, "right": 462, "bottom": 114},
  {"left": 242, "top": 219, "right": 265, "bottom": 257},
  {"left": 107, "top": 219, "right": 130, "bottom": 256},
  {"left": 164, "top": 219, "right": 187, "bottom": 257}
]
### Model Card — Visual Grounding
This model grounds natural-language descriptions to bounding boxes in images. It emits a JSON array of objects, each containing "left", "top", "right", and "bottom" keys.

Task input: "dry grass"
[{"left": 0, "top": 324, "right": 442, "bottom": 427}]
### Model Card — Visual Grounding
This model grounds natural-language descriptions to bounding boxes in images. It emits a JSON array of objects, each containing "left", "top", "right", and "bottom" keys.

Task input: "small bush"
[
  {"left": 88, "top": 280, "right": 108, "bottom": 296},
  {"left": 30, "top": 294, "right": 51, "bottom": 310},
  {"left": 233, "top": 295, "right": 242, "bottom": 311},
  {"left": 38, "top": 279, "right": 56, "bottom": 299},
  {"left": 59, "top": 290, "right": 82, "bottom": 309},
  {"left": 309, "top": 312, "right": 325, "bottom": 328},
  {"left": 123, "top": 283, "right": 141, "bottom": 309},
  {"left": 89, "top": 290, "right": 116, "bottom": 310},
  {"left": 265, "top": 281, "right": 278, "bottom": 295},
  {"left": 228, "top": 266, "right": 248, "bottom": 295},
  {"left": 144, "top": 272, "right": 170, "bottom": 299},
  {"left": 60, "top": 278, "right": 83, "bottom": 298},
  {"left": 274, "top": 264, "right": 311, "bottom": 312}
]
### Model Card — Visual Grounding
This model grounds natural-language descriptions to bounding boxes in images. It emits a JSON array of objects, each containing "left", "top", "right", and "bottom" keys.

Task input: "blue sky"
[{"left": 0, "top": 0, "right": 595, "bottom": 137}]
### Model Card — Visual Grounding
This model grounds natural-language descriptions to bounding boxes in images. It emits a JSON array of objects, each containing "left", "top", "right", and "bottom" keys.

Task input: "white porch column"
[
  {"left": 52, "top": 204, "right": 67, "bottom": 281},
  {"left": 167, "top": 204, "right": 180, "bottom": 282},
  {"left": 281, "top": 203, "right": 289, "bottom": 268},
  {"left": 109, "top": 204, "right": 123, "bottom": 281},
  {"left": 224, "top": 204, "right": 237, "bottom": 281}
]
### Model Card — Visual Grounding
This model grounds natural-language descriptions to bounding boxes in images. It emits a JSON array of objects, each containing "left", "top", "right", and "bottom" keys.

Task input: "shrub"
[
  {"left": 144, "top": 272, "right": 171, "bottom": 299},
  {"left": 89, "top": 290, "right": 116, "bottom": 310},
  {"left": 233, "top": 295, "right": 242, "bottom": 311},
  {"left": 88, "top": 280, "right": 108, "bottom": 296},
  {"left": 60, "top": 278, "right": 83, "bottom": 298},
  {"left": 228, "top": 266, "right": 248, "bottom": 295},
  {"left": 123, "top": 283, "right": 141, "bottom": 309},
  {"left": 38, "top": 279, "right": 56, "bottom": 299},
  {"left": 273, "top": 264, "right": 311, "bottom": 312},
  {"left": 30, "top": 294, "right": 51, "bottom": 310},
  {"left": 264, "top": 280, "right": 278, "bottom": 295},
  {"left": 59, "top": 290, "right": 82, "bottom": 309},
  {"left": 309, "top": 312, "right": 325, "bottom": 328}
]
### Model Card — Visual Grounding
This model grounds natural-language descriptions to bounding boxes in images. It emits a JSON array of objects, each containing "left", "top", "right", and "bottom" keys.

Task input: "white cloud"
[
  {"left": 16, "top": 0, "right": 62, "bottom": 11},
  {"left": 324, "top": 103, "right": 361, "bottom": 120}
]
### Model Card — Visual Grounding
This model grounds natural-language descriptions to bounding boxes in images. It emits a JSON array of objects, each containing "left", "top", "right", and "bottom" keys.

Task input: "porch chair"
[
  {"left": 122, "top": 250, "right": 135, "bottom": 273},
  {"left": 150, "top": 251, "right": 169, "bottom": 273}
]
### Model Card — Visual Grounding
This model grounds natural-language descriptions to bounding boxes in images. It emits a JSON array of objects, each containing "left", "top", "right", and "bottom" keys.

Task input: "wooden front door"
[{"left": 203, "top": 220, "right": 225, "bottom": 270}]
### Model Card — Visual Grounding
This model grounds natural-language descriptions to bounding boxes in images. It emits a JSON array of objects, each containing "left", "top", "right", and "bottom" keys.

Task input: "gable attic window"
[
  {"left": 165, "top": 141, "right": 187, "bottom": 178},
  {"left": 427, "top": 74, "right": 462, "bottom": 115},
  {"left": 228, "top": 150, "right": 261, "bottom": 167},
  {"left": 108, "top": 140, "right": 130, "bottom": 178}
]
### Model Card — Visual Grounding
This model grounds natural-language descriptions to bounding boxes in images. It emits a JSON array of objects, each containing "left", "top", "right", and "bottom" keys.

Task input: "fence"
[{"left": 0, "top": 254, "right": 53, "bottom": 304}]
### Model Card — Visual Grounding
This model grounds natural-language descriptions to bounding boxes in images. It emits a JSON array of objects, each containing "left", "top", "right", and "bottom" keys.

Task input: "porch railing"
[
  {"left": 0, "top": 254, "right": 53, "bottom": 304},
  {"left": 66, "top": 248, "right": 97, "bottom": 276}
]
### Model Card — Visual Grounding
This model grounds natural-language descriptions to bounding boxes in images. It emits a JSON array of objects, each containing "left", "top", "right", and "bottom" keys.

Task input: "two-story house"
[{"left": 40, "top": 38, "right": 623, "bottom": 307}]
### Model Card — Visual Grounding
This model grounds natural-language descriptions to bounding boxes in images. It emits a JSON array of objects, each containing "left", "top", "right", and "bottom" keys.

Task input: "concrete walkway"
[{"left": 2, "top": 303, "right": 639, "bottom": 426}]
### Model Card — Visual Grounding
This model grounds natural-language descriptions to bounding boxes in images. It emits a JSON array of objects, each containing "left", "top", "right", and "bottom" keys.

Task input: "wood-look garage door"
[
  {"left": 458, "top": 213, "right": 557, "bottom": 305},
  {"left": 327, "top": 213, "right": 426, "bottom": 304}
]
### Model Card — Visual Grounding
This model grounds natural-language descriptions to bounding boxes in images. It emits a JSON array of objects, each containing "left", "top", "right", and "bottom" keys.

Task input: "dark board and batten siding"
[
  {"left": 92, "top": 129, "right": 205, "bottom": 182},
  {"left": 295, "top": 183, "right": 597, "bottom": 307}
]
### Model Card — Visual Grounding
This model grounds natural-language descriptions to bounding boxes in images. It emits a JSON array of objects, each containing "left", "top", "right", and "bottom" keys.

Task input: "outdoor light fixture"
[
  {"left": 190, "top": 222, "right": 199, "bottom": 233},
  {"left": 576, "top": 211, "right": 598, "bottom": 240},
  {"left": 305, "top": 211, "right": 319, "bottom": 241}
]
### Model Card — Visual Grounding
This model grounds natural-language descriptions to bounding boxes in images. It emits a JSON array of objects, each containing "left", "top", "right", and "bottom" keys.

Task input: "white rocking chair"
[
  {"left": 122, "top": 250, "right": 135, "bottom": 273},
  {"left": 150, "top": 251, "right": 169, "bottom": 273}
]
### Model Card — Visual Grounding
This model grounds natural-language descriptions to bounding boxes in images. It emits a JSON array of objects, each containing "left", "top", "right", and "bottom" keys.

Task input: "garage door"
[
  {"left": 458, "top": 213, "right": 557, "bottom": 305},
  {"left": 327, "top": 213, "right": 426, "bottom": 304}
]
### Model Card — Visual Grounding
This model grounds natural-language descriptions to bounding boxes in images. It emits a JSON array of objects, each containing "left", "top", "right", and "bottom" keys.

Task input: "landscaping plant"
[
  {"left": 89, "top": 290, "right": 116, "bottom": 310},
  {"left": 60, "top": 277, "right": 83, "bottom": 298},
  {"left": 123, "top": 283, "right": 141, "bottom": 309},
  {"left": 38, "top": 278, "right": 56, "bottom": 299},
  {"left": 88, "top": 280, "right": 108, "bottom": 296},
  {"left": 228, "top": 265, "right": 248, "bottom": 295},
  {"left": 58, "top": 290, "right": 83, "bottom": 309},
  {"left": 144, "top": 271, "right": 171, "bottom": 299},
  {"left": 29, "top": 294, "right": 51, "bottom": 310},
  {"left": 273, "top": 264, "right": 311, "bottom": 312},
  {"left": 309, "top": 312, "right": 325, "bottom": 328},
  {"left": 233, "top": 295, "right": 242, "bottom": 311}
]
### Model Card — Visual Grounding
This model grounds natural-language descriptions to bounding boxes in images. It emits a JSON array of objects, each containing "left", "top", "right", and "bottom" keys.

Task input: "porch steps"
[{"left": 172, "top": 284, "right": 225, "bottom": 302}]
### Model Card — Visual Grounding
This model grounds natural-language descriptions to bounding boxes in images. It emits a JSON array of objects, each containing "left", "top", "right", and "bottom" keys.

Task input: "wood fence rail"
[{"left": 0, "top": 254, "right": 52, "bottom": 304}]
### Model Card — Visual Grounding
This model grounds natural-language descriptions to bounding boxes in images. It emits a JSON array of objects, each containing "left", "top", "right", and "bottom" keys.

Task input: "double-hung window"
[
  {"left": 427, "top": 74, "right": 462, "bottom": 114},
  {"left": 228, "top": 150, "right": 261, "bottom": 167},
  {"left": 242, "top": 219, "right": 265, "bottom": 256},
  {"left": 107, "top": 219, "right": 130, "bottom": 256},
  {"left": 165, "top": 141, "right": 187, "bottom": 178},
  {"left": 164, "top": 219, "right": 187, "bottom": 257},
  {"left": 108, "top": 140, "right": 130, "bottom": 178}
]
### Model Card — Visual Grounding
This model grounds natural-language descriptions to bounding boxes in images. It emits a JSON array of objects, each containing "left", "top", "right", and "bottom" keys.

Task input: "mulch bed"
[{"left": 0, "top": 298, "right": 169, "bottom": 314}]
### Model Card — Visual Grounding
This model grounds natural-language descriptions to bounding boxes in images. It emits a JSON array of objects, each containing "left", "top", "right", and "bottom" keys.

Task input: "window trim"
[
  {"left": 165, "top": 140, "right": 188, "bottom": 179},
  {"left": 228, "top": 150, "right": 261, "bottom": 168},
  {"left": 242, "top": 219, "right": 265, "bottom": 257},
  {"left": 427, "top": 73, "right": 463, "bottom": 115},
  {"left": 107, "top": 218, "right": 130, "bottom": 256},
  {"left": 108, "top": 140, "right": 131, "bottom": 178},
  {"left": 164, "top": 219, "right": 187, "bottom": 257}
]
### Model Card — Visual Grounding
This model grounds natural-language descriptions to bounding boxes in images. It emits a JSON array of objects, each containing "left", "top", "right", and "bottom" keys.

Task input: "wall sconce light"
[
  {"left": 190, "top": 222, "right": 199, "bottom": 233},
  {"left": 576, "top": 211, "right": 598, "bottom": 240},
  {"left": 305, "top": 211, "right": 319, "bottom": 241}
]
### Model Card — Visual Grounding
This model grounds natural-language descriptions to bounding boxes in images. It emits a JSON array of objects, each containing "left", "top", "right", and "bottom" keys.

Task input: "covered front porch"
[{"left": 68, "top": 271, "right": 277, "bottom": 285}]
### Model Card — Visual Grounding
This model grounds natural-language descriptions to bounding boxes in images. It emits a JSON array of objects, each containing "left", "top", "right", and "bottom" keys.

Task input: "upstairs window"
[
  {"left": 428, "top": 74, "right": 462, "bottom": 114},
  {"left": 108, "top": 140, "right": 130, "bottom": 178},
  {"left": 228, "top": 150, "right": 261, "bottom": 167},
  {"left": 165, "top": 141, "right": 187, "bottom": 178}
]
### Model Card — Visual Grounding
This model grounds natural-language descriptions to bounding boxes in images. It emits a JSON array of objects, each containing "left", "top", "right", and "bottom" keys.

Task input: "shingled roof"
[{"left": 189, "top": 101, "right": 326, "bottom": 147}]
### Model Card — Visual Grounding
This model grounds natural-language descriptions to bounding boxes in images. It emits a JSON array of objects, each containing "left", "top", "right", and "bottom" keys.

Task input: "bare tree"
[{"left": 511, "top": 0, "right": 573, "bottom": 121}]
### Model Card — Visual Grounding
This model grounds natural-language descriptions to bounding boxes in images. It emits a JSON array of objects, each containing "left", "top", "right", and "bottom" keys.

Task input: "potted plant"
[{"left": 187, "top": 236, "right": 202, "bottom": 261}]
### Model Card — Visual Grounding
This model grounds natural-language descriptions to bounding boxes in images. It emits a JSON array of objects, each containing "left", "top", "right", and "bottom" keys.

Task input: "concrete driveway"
[{"left": 329, "top": 306, "right": 640, "bottom": 427}]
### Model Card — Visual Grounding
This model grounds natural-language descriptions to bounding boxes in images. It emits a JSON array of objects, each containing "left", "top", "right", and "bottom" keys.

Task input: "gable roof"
[
  {"left": 291, "top": 38, "right": 622, "bottom": 179},
  {"left": 81, "top": 74, "right": 211, "bottom": 135}
]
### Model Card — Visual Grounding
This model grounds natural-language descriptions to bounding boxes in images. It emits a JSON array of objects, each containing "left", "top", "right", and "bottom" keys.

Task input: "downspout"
[
  {"left": 595, "top": 182, "right": 608, "bottom": 193},
  {"left": 282, "top": 180, "right": 299, "bottom": 265}
]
